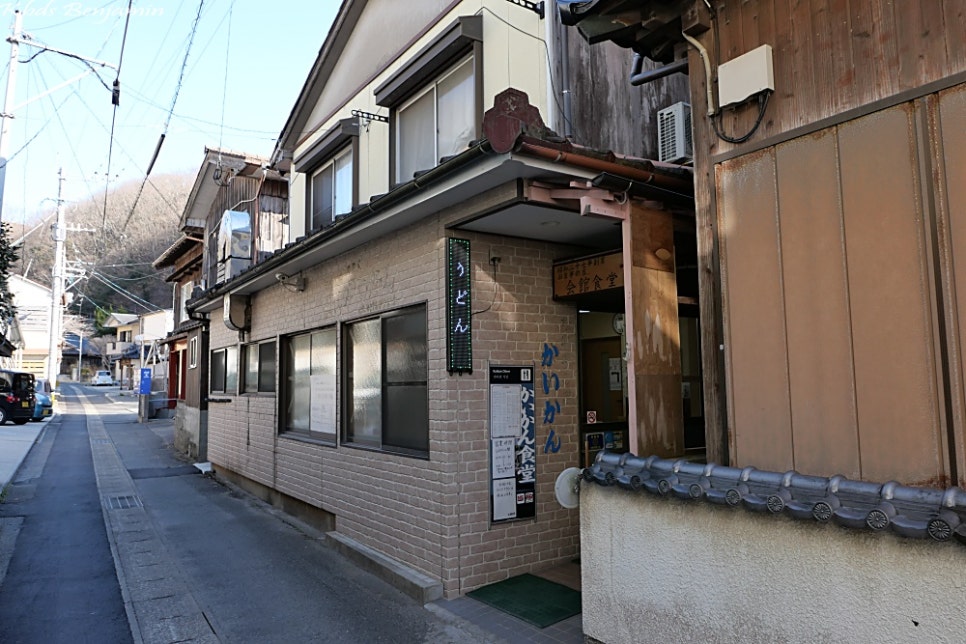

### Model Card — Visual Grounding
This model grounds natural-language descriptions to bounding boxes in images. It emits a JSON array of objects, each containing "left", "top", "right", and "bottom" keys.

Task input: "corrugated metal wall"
[{"left": 718, "top": 84, "right": 965, "bottom": 486}]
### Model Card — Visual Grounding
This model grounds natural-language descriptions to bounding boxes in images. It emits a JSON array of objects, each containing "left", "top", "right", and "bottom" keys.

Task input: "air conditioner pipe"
[{"left": 629, "top": 54, "right": 689, "bottom": 86}]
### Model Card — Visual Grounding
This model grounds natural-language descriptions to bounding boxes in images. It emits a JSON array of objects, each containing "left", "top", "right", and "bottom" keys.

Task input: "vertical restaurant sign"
[
  {"left": 447, "top": 238, "right": 472, "bottom": 373},
  {"left": 489, "top": 366, "right": 536, "bottom": 522}
]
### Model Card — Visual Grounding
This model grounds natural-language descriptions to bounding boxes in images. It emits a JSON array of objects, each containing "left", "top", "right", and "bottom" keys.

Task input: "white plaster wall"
[
  {"left": 291, "top": 0, "right": 553, "bottom": 235},
  {"left": 581, "top": 484, "right": 966, "bottom": 644}
]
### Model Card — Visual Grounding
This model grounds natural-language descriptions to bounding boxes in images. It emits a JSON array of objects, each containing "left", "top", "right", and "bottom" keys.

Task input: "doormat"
[{"left": 466, "top": 573, "right": 581, "bottom": 628}]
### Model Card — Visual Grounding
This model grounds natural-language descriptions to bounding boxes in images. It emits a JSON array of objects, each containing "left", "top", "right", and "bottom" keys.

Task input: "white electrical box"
[
  {"left": 717, "top": 44, "right": 774, "bottom": 109},
  {"left": 657, "top": 102, "right": 693, "bottom": 163}
]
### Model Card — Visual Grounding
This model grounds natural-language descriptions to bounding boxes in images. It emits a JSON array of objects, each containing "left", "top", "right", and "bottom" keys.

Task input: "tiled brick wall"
[{"left": 207, "top": 190, "right": 581, "bottom": 598}]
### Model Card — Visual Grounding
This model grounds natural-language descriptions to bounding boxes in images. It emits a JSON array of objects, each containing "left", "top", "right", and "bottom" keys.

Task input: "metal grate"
[
  {"left": 104, "top": 495, "right": 142, "bottom": 510},
  {"left": 657, "top": 102, "right": 693, "bottom": 163}
]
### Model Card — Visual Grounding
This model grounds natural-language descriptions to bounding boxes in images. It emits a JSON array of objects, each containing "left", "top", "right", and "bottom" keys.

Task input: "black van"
[{"left": 0, "top": 369, "right": 36, "bottom": 425}]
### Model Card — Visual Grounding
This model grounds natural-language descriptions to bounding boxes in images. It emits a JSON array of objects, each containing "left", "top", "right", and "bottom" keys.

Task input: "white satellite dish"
[{"left": 554, "top": 467, "right": 582, "bottom": 509}]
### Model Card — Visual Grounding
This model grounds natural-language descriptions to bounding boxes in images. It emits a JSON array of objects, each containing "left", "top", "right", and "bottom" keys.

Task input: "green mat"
[{"left": 466, "top": 573, "right": 581, "bottom": 628}]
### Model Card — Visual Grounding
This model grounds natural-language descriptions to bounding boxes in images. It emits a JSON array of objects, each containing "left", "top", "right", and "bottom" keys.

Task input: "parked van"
[{"left": 0, "top": 369, "right": 36, "bottom": 425}]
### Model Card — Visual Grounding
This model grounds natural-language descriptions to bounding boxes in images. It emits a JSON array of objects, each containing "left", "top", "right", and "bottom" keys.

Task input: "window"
[
  {"left": 178, "top": 280, "right": 193, "bottom": 323},
  {"left": 396, "top": 56, "right": 475, "bottom": 183},
  {"left": 344, "top": 305, "right": 428, "bottom": 455},
  {"left": 295, "top": 118, "right": 359, "bottom": 236},
  {"left": 188, "top": 337, "right": 198, "bottom": 369},
  {"left": 243, "top": 340, "right": 276, "bottom": 393},
  {"left": 310, "top": 147, "right": 353, "bottom": 230},
  {"left": 210, "top": 346, "right": 237, "bottom": 393},
  {"left": 282, "top": 327, "right": 337, "bottom": 441}
]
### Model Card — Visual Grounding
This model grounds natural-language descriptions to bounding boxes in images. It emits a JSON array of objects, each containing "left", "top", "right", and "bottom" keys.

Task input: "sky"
[{"left": 0, "top": 0, "right": 340, "bottom": 227}]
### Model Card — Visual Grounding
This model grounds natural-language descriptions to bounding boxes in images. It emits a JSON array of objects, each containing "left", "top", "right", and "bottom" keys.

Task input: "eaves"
[{"left": 190, "top": 140, "right": 609, "bottom": 314}]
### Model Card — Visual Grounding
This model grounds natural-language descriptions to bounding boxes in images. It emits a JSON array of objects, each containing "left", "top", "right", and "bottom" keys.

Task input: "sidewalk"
[{"left": 0, "top": 421, "right": 46, "bottom": 492}]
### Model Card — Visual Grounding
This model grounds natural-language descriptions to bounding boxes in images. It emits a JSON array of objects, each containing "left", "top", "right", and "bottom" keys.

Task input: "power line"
[
  {"left": 100, "top": 0, "right": 134, "bottom": 225},
  {"left": 97, "top": 269, "right": 165, "bottom": 282},
  {"left": 66, "top": 87, "right": 184, "bottom": 218},
  {"left": 0, "top": 91, "right": 72, "bottom": 170},
  {"left": 218, "top": 1, "right": 234, "bottom": 152},
  {"left": 122, "top": 0, "right": 206, "bottom": 232},
  {"left": 89, "top": 269, "right": 161, "bottom": 312},
  {"left": 33, "top": 62, "right": 101, "bottom": 210}
]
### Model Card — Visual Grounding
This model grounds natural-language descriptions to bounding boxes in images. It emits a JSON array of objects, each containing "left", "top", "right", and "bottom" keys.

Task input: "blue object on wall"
[{"left": 138, "top": 368, "right": 152, "bottom": 395}]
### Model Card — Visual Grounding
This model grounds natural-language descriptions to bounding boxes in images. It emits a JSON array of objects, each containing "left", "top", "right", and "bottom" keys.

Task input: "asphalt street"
[
  {"left": 0, "top": 385, "right": 497, "bottom": 643},
  {"left": 0, "top": 397, "right": 131, "bottom": 643}
]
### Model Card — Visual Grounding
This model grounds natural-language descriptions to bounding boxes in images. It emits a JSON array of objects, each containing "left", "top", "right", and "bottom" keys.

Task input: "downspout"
[
  {"left": 559, "top": 17, "right": 574, "bottom": 138},
  {"left": 629, "top": 53, "right": 689, "bottom": 86}
]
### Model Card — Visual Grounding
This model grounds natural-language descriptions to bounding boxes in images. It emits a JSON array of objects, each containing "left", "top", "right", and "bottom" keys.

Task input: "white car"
[{"left": 91, "top": 370, "right": 114, "bottom": 386}]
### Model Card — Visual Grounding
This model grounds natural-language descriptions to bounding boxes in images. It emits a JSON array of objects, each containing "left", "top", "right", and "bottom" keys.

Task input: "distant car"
[
  {"left": 0, "top": 369, "right": 35, "bottom": 425},
  {"left": 91, "top": 370, "right": 114, "bottom": 386},
  {"left": 32, "top": 377, "right": 54, "bottom": 422}
]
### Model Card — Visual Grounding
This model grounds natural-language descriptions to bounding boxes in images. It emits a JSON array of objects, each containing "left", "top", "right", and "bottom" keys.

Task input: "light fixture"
[{"left": 274, "top": 272, "right": 305, "bottom": 292}]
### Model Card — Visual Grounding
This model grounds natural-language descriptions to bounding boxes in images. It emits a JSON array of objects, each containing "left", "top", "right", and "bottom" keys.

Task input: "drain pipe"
[
  {"left": 559, "top": 18, "right": 574, "bottom": 138},
  {"left": 629, "top": 53, "right": 689, "bottom": 86}
]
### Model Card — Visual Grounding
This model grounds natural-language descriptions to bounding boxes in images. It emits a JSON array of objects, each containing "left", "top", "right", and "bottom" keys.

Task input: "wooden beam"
[
  {"left": 688, "top": 41, "right": 728, "bottom": 465},
  {"left": 623, "top": 202, "right": 684, "bottom": 457}
]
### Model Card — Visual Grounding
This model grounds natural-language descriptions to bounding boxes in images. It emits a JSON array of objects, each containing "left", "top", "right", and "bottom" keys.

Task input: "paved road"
[
  {"left": 0, "top": 399, "right": 131, "bottom": 643},
  {"left": 0, "top": 385, "right": 494, "bottom": 643}
]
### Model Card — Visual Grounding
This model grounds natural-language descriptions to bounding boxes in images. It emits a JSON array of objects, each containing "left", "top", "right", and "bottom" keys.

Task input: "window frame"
[
  {"left": 309, "top": 145, "right": 354, "bottom": 231},
  {"left": 393, "top": 55, "right": 478, "bottom": 185},
  {"left": 188, "top": 336, "right": 198, "bottom": 369},
  {"left": 342, "top": 304, "right": 429, "bottom": 458},
  {"left": 280, "top": 326, "right": 338, "bottom": 443},
  {"left": 293, "top": 117, "right": 360, "bottom": 234},
  {"left": 242, "top": 339, "right": 277, "bottom": 394},
  {"left": 390, "top": 52, "right": 482, "bottom": 186},
  {"left": 209, "top": 346, "right": 238, "bottom": 394},
  {"left": 376, "top": 15, "right": 483, "bottom": 187}
]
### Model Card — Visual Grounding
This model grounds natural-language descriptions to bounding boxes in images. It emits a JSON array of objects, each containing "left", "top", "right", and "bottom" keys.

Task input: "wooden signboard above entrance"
[{"left": 553, "top": 251, "right": 624, "bottom": 299}]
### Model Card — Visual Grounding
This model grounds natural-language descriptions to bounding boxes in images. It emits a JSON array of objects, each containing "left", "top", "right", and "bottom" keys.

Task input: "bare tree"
[{"left": 16, "top": 173, "right": 192, "bottom": 326}]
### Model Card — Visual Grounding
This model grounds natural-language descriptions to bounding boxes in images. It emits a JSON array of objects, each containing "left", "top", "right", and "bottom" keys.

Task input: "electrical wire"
[
  {"left": 122, "top": 88, "right": 277, "bottom": 135},
  {"left": 122, "top": 0, "right": 207, "bottom": 232},
  {"left": 480, "top": 6, "right": 574, "bottom": 136},
  {"left": 90, "top": 269, "right": 162, "bottom": 312},
  {"left": 710, "top": 90, "right": 772, "bottom": 144},
  {"left": 101, "top": 0, "right": 135, "bottom": 225},
  {"left": 218, "top": 1, "right": 234, "bottom": 151},
  {"left": 32, "top": 63, "right": 102, "bottom": 210},
  {"left": 97, "top": 269, "right": 165, "bottom": 282},
  {"left": 19, "top": 48, "right": 113, "bottom": 93},
  {"left": 0, "top": 92, "right": 72, "bottom": 170},
  {"left": 28, "top": 0, "right": 118, "bottom": 31},
  {"left": 66, "top": 87, "right": 185, "bottom": 218}
]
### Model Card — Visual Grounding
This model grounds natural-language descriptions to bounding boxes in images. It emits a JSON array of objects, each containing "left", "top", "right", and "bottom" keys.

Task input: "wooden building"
[
  {"left": 561, "top": 1, "right": 966, "bottom": 642},
  {"left": 153, "top": 148, "right": 288, "bottom": 460}
]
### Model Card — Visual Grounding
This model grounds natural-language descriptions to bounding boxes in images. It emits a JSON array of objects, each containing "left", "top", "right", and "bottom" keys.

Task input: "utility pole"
[
  {"left": 46, "top": 168, "right": 65, "bottom": 386},
  {"left": 0, "top": 10, "right": 23, "bottom": 222}
]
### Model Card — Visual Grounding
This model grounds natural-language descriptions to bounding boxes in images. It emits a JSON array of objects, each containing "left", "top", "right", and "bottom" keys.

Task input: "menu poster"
[{"left": 488, "top": 365, "right": 536, "bottom": 523}]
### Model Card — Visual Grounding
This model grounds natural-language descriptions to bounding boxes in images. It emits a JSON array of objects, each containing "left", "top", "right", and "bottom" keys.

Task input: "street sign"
[{"left": 138, "top": 368, "right": 152, "bottom": 395}]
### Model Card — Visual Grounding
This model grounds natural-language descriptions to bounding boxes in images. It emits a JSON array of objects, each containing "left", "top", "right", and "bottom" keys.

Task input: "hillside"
[{"left": 13, "top": 173, "right": 192, "bottom": 323}]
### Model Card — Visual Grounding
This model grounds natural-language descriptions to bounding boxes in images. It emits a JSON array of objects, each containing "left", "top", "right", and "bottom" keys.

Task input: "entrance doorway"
[
  {"left": 578, "top": 312, "right": 629, "bottom": 467},
  {"left": 576, "top": 308, "right": 706, "bottom": 466}
]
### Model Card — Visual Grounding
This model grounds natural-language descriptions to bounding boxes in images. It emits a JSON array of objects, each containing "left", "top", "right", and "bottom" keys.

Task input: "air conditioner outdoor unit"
[{"left": 657, "top": 102, "right": 693, "bottom": 164}]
